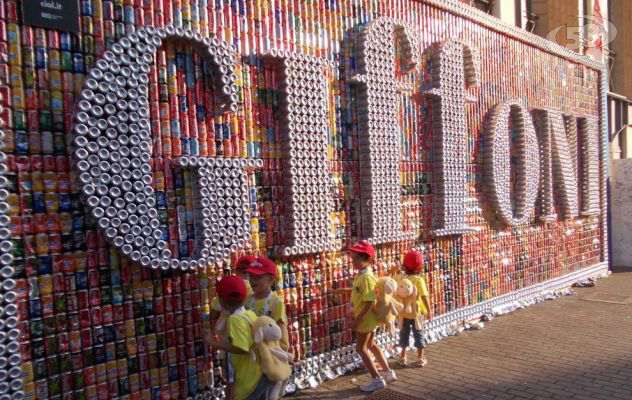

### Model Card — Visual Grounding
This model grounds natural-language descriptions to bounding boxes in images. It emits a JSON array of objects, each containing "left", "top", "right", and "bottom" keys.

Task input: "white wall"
[
  {"left": 611, "top": 159, "right": 632, "bottom": 267},
  {"left": 493, "top": 0, "right": 520, "bottom": 26}
]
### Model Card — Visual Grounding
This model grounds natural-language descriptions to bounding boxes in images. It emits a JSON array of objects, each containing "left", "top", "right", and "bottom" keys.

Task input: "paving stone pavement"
[{"left": 289, "top": 269, "right": 632, "bottom": 400}]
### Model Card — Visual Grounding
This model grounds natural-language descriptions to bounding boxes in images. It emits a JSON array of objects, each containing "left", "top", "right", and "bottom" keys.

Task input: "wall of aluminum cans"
[{"left": 0, "top": 0, "right": 607, "bottom": 399}]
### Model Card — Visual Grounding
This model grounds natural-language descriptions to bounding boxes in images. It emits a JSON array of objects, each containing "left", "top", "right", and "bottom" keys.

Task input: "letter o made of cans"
[
  {"left": 0, "top": 95, "right": 24, "bottom": 398},
  {"left": 484, "top": 99, "right": 540, "bottom": 227},
  {"left": 73, "top": 26, "right": 256, "bottom": 271}
]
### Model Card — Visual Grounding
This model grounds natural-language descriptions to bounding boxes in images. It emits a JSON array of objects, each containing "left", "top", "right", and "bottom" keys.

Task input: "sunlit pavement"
[{"left": 290, "top": 269, "right": 632, "bottom": 400}]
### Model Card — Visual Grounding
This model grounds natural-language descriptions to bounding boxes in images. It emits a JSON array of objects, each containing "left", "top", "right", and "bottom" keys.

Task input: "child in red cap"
[
  {"left": 210, "top": 255, "right": 258, "bottom": 394},
  {"left": 245, "top": 256, "right": 289, "bottom": 351},
  {"left": 392, "top": 250, "right": 431, "bottom": 367},
  {"left": 209, "top": 276, "right": 272, "bottom": 400},
  {"left": 334, "top": 241, "right": 396, "bottom": 392},
  {"left": 246, "top": 256, "right": 291, "bottom": 398},
  {"left": 211, "top": 255, "right": 256, "bottom": 322}
]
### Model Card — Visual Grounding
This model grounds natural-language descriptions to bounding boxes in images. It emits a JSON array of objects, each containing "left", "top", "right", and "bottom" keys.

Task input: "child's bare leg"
[
  {"left": 367, "top": 331, "right": 391, "bottom": 373},
  {"left": 356, "top": 332, "right": 380, "bottom": 378},
  {"left": 417, "top": 347, "right": 425, "bottom": 360},
  {"left": 227, "top": 383, "right": 236, "bottom": 400},
  {"left": 400, "top": 346, "right": 408, "bottom": 359}
]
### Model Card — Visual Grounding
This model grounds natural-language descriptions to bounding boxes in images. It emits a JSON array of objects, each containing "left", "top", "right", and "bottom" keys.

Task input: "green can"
[
  {"left": 43, "top": 315, "right": 57, "bottom": 335},
  {"left": 48, "top": 374, "right": 61, "bottom": 396},
  {"left": 58, "top": 352, "right": 71, "bottom": 373},
  {"left": 53, "top": 294, "right": 66, "bottom": 313},
  {"left": 10, "top": 238, "right": 23, "bottom": 259},
  {"left": 39, "top": 110, "right": 52, "bottom": 131},
  {"left": 23, "top": 67, "right": 36, "bottom": 88},
  {"left": 100, "top": 286, "right": 112, "bottom": 305},
  {"left": 82, "top": 346, "right": 94, "bottom": 367},
  {"left": 46, "top": 355, "right": 59, "bottom": 376},
  {"left": 115, "top": 22, "right": 125, "bottom": 40},
  {"left": 13, "top": 110, "right": 26, "bottom": 130},
  {"left": 33, "top": 358, "right": 47, "bottom": 380},
  {"left": 52, "top": 112, "right": 64, "bottom": 131},
  {"left": 73, "top": 371, "right": 84, "bottom": 390},
  {"left": 60, "top": 51, "right": 73, "bottom": 72},
  {"left": 23, "top": 46, "right": 35, "bottom": 68},
  {"left": 54, "top": 132, "right": 66, "bottom": 154}
]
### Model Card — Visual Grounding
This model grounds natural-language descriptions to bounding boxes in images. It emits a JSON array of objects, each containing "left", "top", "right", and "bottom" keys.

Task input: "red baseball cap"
[
  {"left": 403, "top": 251, "right": 423, "bottom": 272},
  {"left": 216, "top": 275, "right": 248, "bottom": 303},
  {"left": 347, "top": 240, "right": 375, "bottom": 260},
  {"left": 235, "top": 255, "right": 256, "bottom": 270},
  {"left": 246, "top": 256, "right": 277, "bottom": 276}
]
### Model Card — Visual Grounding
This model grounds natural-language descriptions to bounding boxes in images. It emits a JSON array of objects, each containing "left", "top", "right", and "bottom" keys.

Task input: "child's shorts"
[
  {"left": 399, "top": 318, "right": 426, "bottom": 349},
  {"left": 224, "top": 356, "right": 234, "bottom": 384}
]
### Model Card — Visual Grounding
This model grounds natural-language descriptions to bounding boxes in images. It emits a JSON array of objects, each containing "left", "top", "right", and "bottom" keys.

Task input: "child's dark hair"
[
  {"left": 356, "top": 252, "right": 372, "bottom": 263},
  {"left": 222, "top": 296, "right": 246, "bottom": 308},
  {"left": 405, "top": 269, "right": 418, "bottom": 276}
]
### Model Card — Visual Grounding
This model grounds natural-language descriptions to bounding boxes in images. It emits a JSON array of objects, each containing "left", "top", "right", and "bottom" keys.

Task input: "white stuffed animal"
[{"left": 252, "top": 316, "right": 294, "bottom": 400}]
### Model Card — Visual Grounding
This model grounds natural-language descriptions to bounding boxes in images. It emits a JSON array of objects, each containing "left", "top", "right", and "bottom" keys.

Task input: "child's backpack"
[{"left": 375, "top": 276, "right": 400, "bottom": 334}]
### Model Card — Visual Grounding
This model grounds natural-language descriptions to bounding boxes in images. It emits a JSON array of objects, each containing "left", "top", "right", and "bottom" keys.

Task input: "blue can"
[
  {"left": 72, "top": 53, "right": 85, "bottom": 73},
  {"left": 61, "top": 233, "right": 73, "bottom": 252},
  {"left": 111, "top": 286, "right": 123, "bottom": 305},
  {"left": 81, "top": 0, "right": 92, "bottom": 15},
  {"left": 58, "top": 194, "right": 71, "bottom": 212},
  {"left": 103, "top": 324, "right": 115, "bottom": 342},
  {"left": 159, "top": 227, "right": 168, "bottom": 241},
  {"left": 38, "top": 255, "right": 52, "bottom": 274},
  {"left": 59, "top": 32, "right": 71, "bottom": 51},
  {"left": 168, "top": 366, "right": 178, "bottom": 381},
  {"left": 181, "top": 137, "right": 189, "bottom": 155},
  {"left": 29, "top": 298, "right": 42, "bottom": 318},
  {"left": 15, "top": 130, "right": 29, "bottom": 154},
  {"left": 123, "top": 5, "right": 135, "bottom": 25},
  {"left": 189, "top": 138, "right": 198, "bottom": 155},
  {"left": 71, "top": 211, "right": 84, "bottom": 231},
  {"left": 36, "top": 47, "right": 48, "bottom": 68},
  {"left": 187, "top": 376, "right": 198, "bottom": 395},
  {"left": 178, "top": 241, "right": 189, "bottom": 258},
  {"left": 76, "top": 271, "right": 88, "bottom": 290},
  {"left": 33, "top": 193, "right": 46, "bottom": 213},
  {"left": 93, "top": 344, "right": 105, "bottom": 364},
  {"left": 110, "top": 269, "right": 121, "bottom": 286}
]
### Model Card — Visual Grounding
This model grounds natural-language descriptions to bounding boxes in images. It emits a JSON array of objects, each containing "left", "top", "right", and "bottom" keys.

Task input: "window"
[
  {"left": 525, "top": 0, "right": 537, "bottom": 32},
  {"left": 471, "top": 0, "right": 495, "bottom": 14},
  {"left": 609, "top": 94, "right": 631, "bottom": 158}
]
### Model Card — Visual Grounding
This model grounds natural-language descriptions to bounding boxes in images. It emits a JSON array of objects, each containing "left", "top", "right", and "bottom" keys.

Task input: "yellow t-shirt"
[
  {"left": 351, "top": 269, "right": 378, "bottom": 333},
  {"left": 249, "top": 292, "right": 286, "bottom": 322},
  {"left": 227, "top": 309, "right": 262, "bottom": 400},
  {"left": 247, "top": 292, "right": 289, "bottom": 350},
  {"left": 396, "top": 273, "right": 430, "bottom": 315}
]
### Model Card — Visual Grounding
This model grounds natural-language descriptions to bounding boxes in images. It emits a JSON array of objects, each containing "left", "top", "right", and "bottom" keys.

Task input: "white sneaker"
[
  {"left": 385, "top": 370, "right": 397, "bottom": 383},
  {"left": 359, "top": 377, "right": 386, "bottom": 392}
]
